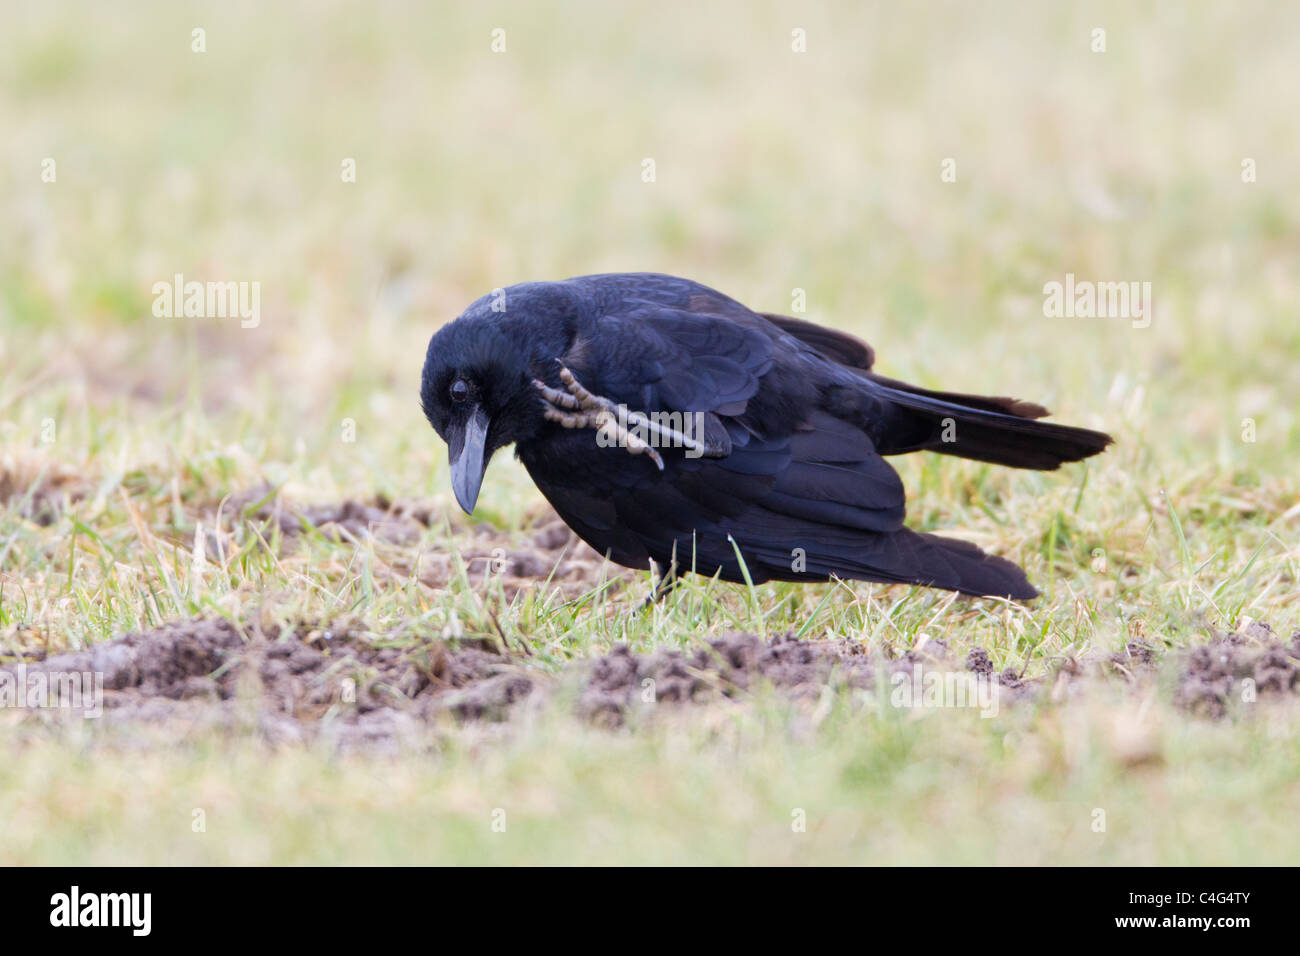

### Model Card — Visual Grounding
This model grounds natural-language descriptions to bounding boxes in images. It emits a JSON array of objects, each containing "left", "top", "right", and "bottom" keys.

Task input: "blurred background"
[
  {"left": 2, "top": 0, "right": 1299, "bottom": 867},
  {"left": 2, "top": 1, "right": 1297, "bottom": 636}
]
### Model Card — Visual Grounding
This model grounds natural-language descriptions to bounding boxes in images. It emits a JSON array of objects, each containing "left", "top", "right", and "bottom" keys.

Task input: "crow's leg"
[
  {"left": 533, "top": 364, "right": 714, "bottom": 469},
  {"left": 641, "top": 556, "right": 680, "bottom": 609}
]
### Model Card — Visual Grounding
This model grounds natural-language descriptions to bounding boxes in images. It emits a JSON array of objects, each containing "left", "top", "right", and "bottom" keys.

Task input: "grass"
[
  {"left": 4, "top": 691, "right": 1299, "bottom": 865},
  {"left": 1, "top": 0, "right": 1298, "bottom": 864}
]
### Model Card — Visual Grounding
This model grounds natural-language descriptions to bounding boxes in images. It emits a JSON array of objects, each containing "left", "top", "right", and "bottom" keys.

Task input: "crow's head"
[{"left": 420, "top": 283, "right": 578, "bottom": 513}]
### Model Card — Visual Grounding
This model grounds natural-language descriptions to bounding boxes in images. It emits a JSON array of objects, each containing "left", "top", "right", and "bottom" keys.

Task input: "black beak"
[{"left": 449, "top": 405, "right": 491, "bottom": 514}]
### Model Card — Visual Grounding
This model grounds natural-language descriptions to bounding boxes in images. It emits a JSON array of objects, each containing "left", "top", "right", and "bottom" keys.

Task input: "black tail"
[
  {"left": 898, "top": 529, "right": 1038, "bottom": 599},
  {"left": 867, "top": 374, "right": 1113, "bottom": 470},
  {"left": 731, "top": 523, "right": 1039, "bottom": 600}
]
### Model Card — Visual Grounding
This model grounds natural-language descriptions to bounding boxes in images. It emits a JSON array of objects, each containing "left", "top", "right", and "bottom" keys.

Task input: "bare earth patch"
[
  {"left": 221, "top": 486, "right": 621, "bottom": 600},
  {"left": 4, "top": 613, "right": 1296, "bottom": 750},
  {"left": 1173, "top": 619, "right": 1300, "bottom": 718},
  {"left": 0, "top": 618, "right": 537, "bottom": 751}
]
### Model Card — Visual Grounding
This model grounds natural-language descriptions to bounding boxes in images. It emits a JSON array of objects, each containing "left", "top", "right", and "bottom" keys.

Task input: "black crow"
[{"left": 420, "top": 273, "right": 1112, "bottom": 600}]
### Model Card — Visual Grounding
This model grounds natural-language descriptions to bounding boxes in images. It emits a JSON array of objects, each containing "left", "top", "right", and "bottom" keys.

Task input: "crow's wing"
[
  {"left": 759, "top": 310, "right": 1053, "bottom": 420},
  {"left": 753, "top": 309, "right": 1112, "bottom": 469},
  {"left": 758, "top": 312, "right": 876, "bottom": 370},
  {"left": 522, "top": 297, "right": 1036, "bottom": 597},
  {"left": 561, "top": 302, "right": 775, "bottom": 416},
  {"left": 521, "top": 302, "right": 911, "bottom": 579}
]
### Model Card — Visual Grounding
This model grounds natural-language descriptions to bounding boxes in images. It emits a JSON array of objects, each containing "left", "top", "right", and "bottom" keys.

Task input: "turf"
[{"left": 0, "top": 0, "right": 1297, "bottom": 864}]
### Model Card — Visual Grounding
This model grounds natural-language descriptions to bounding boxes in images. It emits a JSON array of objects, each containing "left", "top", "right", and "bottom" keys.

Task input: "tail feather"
[
  {"left": 869, "top": 378, "right": 1113, "bottom": 470},
  {"left": 770, "top": 526, "right": 1038, "bottom": 599},
  {"left": 899, "top": 529, "right": 1038, "bottom": 599},
  {"left": 729, "top": 511, "right": 1039, "bottom": 600}
]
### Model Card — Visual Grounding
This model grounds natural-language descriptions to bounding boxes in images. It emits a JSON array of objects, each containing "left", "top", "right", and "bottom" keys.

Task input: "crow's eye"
[{"left": 449, "top": 379, "right": 470, "bottom": 403}]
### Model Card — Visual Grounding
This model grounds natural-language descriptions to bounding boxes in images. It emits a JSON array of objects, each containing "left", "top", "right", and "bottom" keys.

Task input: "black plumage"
[{"left": 420, "top": 273, "right": 1112, "bottom": 600}]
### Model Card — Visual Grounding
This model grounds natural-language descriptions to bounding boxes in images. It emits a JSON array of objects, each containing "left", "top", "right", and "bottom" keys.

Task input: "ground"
[{"left": 1, "top": 1, "right": 1298, "bottom": 864}]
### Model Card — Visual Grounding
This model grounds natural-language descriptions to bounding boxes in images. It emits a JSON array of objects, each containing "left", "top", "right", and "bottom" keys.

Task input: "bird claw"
[{"left": 533, "top": 364, "right": 671, "bottom": 470}]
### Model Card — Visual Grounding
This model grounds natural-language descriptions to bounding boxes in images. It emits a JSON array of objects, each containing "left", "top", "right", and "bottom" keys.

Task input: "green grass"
[{"left": 1, "top": 0, "right": 1298, "bottom": 864}]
